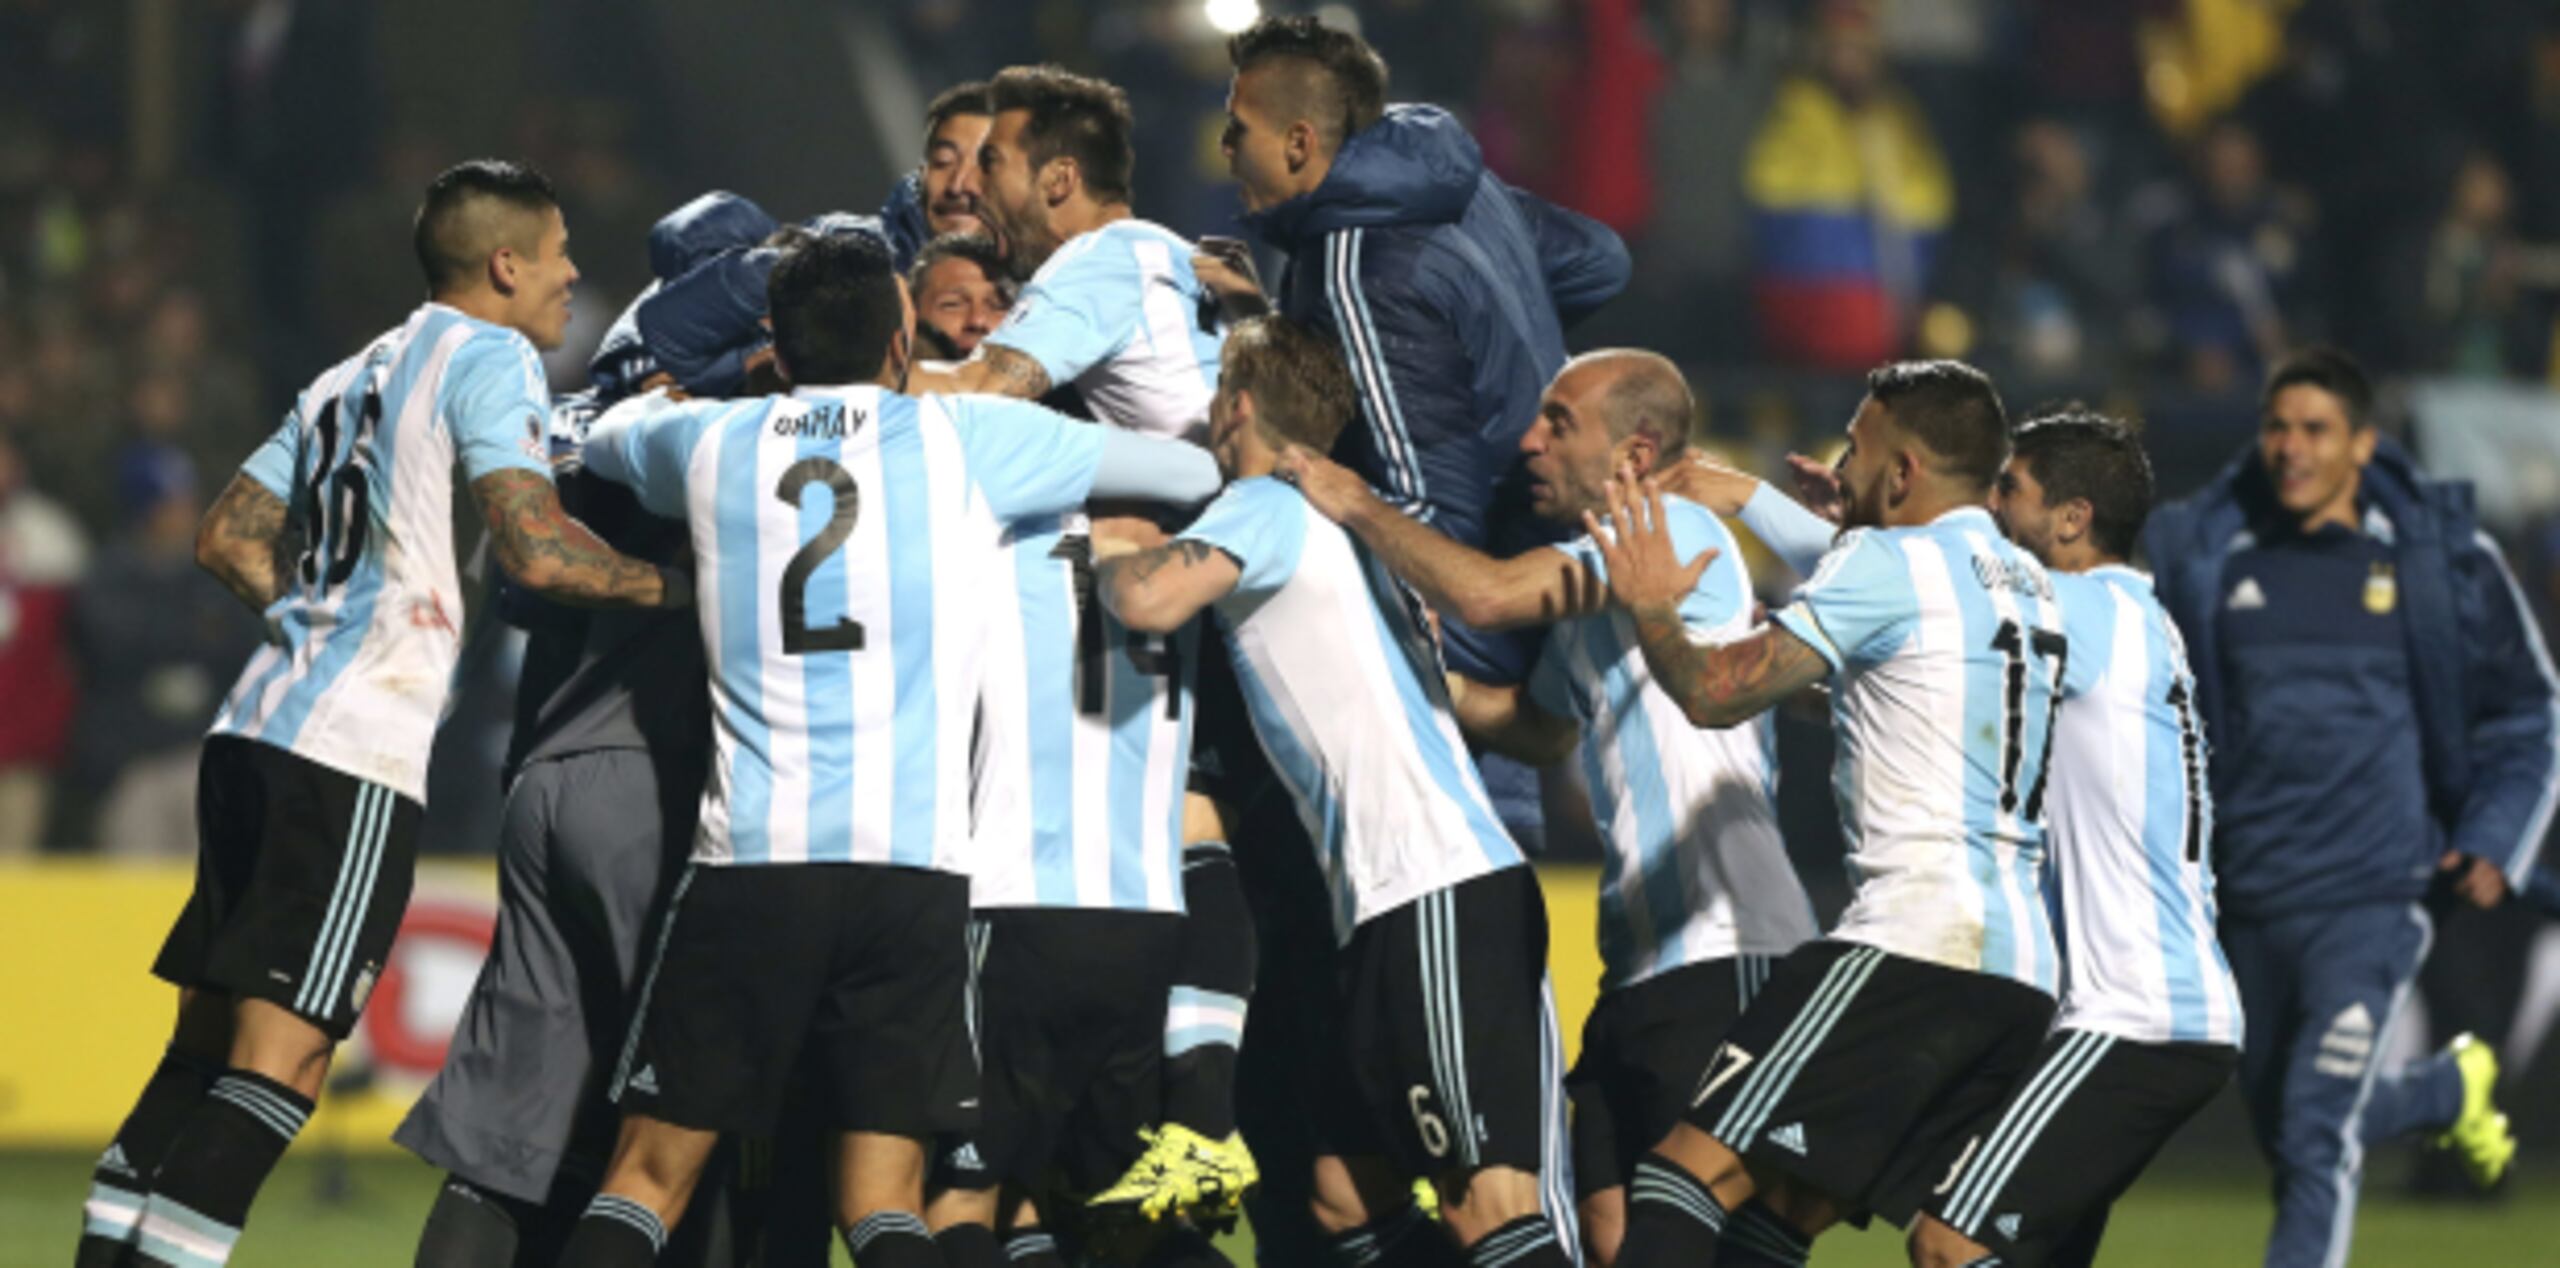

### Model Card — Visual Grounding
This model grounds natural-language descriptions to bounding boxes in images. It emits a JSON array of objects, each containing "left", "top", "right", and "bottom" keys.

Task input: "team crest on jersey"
[
  {"left": 519, "top": 411, "right": 547, "bottom": 463},
  {"left": 2364, "top": 562, "right": 2397, "bottom": 615}
]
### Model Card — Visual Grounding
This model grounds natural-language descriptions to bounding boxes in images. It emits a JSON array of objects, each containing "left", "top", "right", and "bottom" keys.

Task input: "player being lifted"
[
  {"left": 907, "top": 62, "right": 1261, "bottom": 1229},
  {"left": 77, "top": 160, "right": 688, "bottom": 1268},
  {"left": 554, "top": 232, "right": 1221, "bottom": 1268},
  {"left": 1591, "top": 362, "right": 2070, "bottom": 1268},
  {"left": 1274, "top": 350, "right": 1817, "bottom": 1265},
  {"left": 1096, "top": 316, "right": 1580, "bottom": 1268}
]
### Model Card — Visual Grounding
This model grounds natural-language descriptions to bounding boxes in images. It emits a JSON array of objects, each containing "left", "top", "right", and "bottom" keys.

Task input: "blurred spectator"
[
  {"left": 0, "top": 432, "right": 87, "bottom": 857},
  {"left": 1623, "top": 0, "right": 1782, "bottom": 362},
  {"left": 1932, "top": 119, "right": 2135, "bottom": 389},
  {"left": 2385, "top": 153, "right": 2547, "bottom": 380},
  {"left": 1743, "top": 1, "right": 1953, "bottom": 371},
  {"left": 62, "top": 445, "right": 262, "bottom": 856},
  {"left": 2132, "top": 117, "right": 2321, "bottom": 394}
]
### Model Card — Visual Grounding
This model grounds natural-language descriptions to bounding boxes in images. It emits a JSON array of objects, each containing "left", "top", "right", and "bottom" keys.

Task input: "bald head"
[{"left": 1574, "top": 349, "right": 1696, "bottom": 462}]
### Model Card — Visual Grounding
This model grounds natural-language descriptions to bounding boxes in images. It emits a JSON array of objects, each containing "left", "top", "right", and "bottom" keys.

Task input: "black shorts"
[
  {"left": 1184, "top": 616, "right": 1268, "bottom": 813},
  {"left": 1918, "top": 1030, "right": 2236, "bottom": 1266},
  {"left": 1322, "top": 867, "right": 1567, "bottom": 1187},
  {"left": 935, "top": 908, "right": 1183, "bottom": 1195},
  {"left": 614, "top": 862, "right": 975, "bottom": 1139},
  {"left": 152, "top": 736, "right": 424, "bottom": 1039},
  {"left": 1682, "top": 940, "right": 2055, "bottom": 1225},
  {"left": 1565, "top": 955, "right": 1778, "bottom": 1198}
]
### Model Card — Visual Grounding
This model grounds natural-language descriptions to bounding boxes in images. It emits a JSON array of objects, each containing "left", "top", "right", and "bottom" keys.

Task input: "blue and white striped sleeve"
[
  {"left": 1738, "top": 482, "right": 1838, "bottom": 578},
  {"left": 237, "top": 408, "right": 301, "bottom": 500},
  {"left": 1770, "top": 529, "right": 1916, "bottom": 673},
  {"left": 443, "top": 331, "right": 556, "bottom": 482},
  {"left": 982, "top": 234, "right": 1142, "bottom": 388},
  {"left": 1179, "top": 478, "right": 1306, "bottom": 600},
  {"left": 582, "top": 391, "right": 719, "bottom": 519}
]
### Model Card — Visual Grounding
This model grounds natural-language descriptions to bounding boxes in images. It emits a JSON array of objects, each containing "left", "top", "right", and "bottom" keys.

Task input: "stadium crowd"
[{"left": 9, "top": 3, "right": 2560, "bottom": 1268}]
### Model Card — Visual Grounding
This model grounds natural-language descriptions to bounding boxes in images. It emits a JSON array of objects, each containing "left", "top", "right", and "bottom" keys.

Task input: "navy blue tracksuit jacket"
[{"left": 2144, "top": 437, "right": 2557, "bottom": 1268}]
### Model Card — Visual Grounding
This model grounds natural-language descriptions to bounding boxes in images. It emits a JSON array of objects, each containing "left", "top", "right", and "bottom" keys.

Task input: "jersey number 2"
[
  {"left": 1991, "top": 619, "right": 2068, "bottom": 819},
  {"left": 775, "top": 458, "right": 865, "bottom": 655}
]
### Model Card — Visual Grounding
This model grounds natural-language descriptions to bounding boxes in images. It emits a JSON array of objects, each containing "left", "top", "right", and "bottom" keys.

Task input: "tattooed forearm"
[
  {"left": 1097, "top": 538, "right": 1230, "bottom": 633},
  {"left": 472, "top": 469, "right": 679, "bottom": 609},
  {"left": 1121, "top": 539, "right": 1214, "bottom": 586},
  {"left": 195, "top": 475, "right": 292, "bottom": 613},
  {"left": 1628, "top": 611, "right": 1827, "bottom": 729},
  {"left": 975, "top": 345, "right": 1053, "bottom": 399}
]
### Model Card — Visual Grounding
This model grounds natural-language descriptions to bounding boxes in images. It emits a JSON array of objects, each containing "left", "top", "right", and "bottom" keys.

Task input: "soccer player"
[
  {"left": 552, "top": 231, "right": 1221, "bottom": 1267},
  {"left": 76, "top": 160, "right": 689, "bottom": 1268},
  {"left": 1862, "top": 412, "right": 2241, "bottom": 1266},
  {"left": 1096, "top": 315, "right": 1578, "bottom": 1268},
  {"left": 1588, "top": 362, "right": 2068, "bottom": 1268},
  {"left": 879, "top": 80, "right": 994, "bottom": 271},
  {"left": 909, "top": 233, "right": 1013, "bottom": 361},
  {"left": 910, "top": 63, "right": 1262, "bottom": 1228},
  {"left": 1272, "top": 350, "right": 1818, "bottom": 1265}
]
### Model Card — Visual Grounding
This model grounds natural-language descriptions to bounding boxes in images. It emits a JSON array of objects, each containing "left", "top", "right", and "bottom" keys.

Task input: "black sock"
[
  {"left": 558, "top": 1194, "right": 666, "bottom": 1266},
  {"left": 1466, "top": 1213, "right": 1571, "bottom": 1267},
  {"left": 130, "top": 1069, "right": 311, "bottom": 1267},
  {"left": 78, "top": 1046, "right": 219, "bottom": 1265},
  {"left": 415, "top": 1175, "right": 546, "bottom": 1268},
  {"left": 1616, "top": 1153, "right": 1727, "bottom": 1267},
  {"left": 1326, "top": 1204, "right": 1460, "bottom": 1267},
  {"left": 1713, "top": 1201, "right": 1809, "bottom": 1267},
  {"left": 934, "top": 1221, "right": 1004, "bottom": 1268},
  {"left": 1138, "top": 1222, "right": 1236, "bottom": 1266},
  {"left": 1001, "top": 1225, "right": 1065, "bottom": 1266},
  {"left": 1164, "top": 843, "right": 1253, "bottom": 1139},
  {"left": 842, "top": 1211, "right": 939, "bottom": 1266}
]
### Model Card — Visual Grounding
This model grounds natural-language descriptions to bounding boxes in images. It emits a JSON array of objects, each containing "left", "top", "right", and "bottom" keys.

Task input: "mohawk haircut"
[
  {"left": 987, "top": 66, "right": 1136, "bottom": 202},
  {"left": 413, "top": 160, "right": 558, "bottom": 293},
  {"left": 1222, "top": 315, "right": 1356, "bottom": 452},
  {"left": 1228, "top": 15, "right": 1391, "bottom": 150}
]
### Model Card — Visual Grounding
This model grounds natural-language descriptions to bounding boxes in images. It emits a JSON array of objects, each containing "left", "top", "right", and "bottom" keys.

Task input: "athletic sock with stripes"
[
  {"left": 557, "top": 1193, "right": 667, "bottom": 1266},
  {"left": 1615, "top": 1153, "right": 1727, "bottom": 1268},
  {"left": 1465, "top": 1213, "right": 1571, "bottom": 1267},
  {"left": 1325, "top": 1203, "right": 1462, "bottom": 1267},
  {"left": 841, "top": 1211, "right": 939, "bottom": 1267},
  {"left": 1958, "top": 1258, "right": 2005, "bottom": 1268},
  {"left": 933, "top": 1221, "right": 1005, "bottom": 1268},
  {"left": 1713, "top": 1200, "right": 1810, "bottom": 1267},
  {"left": 1164, "top": 842, "right": 1254, "bottom": 1139},
  {"left": 1001, "top": 1225, "right": 1066, "bottom": 1266},
  {"left": 77, "top": 1045, "right": 220, "bottom": 1265},
  {"left": 129, "top": 1070, "right": 312, "bottom": 1267}
]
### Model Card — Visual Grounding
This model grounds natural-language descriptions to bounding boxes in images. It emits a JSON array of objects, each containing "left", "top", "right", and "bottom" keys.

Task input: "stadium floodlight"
[{"left": 1204, "top": 0, "right": 1259, "bottom": 36}]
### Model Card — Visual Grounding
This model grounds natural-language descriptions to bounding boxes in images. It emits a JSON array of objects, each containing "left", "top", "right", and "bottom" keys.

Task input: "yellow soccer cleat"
[
  {"left": 1090, "top": 1123, "right": 1261, "bottom": 1224},
  {"left": 2435, "top": 1033, "right": 2516, "bottom": 1189}
]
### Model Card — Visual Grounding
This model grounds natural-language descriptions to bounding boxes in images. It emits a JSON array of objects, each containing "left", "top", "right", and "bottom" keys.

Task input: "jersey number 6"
[{"left": 775, "top": 457, "right": 866, "bottom": 655}]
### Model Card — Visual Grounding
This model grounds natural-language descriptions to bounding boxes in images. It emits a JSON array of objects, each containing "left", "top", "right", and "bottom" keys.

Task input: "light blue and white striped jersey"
[
  {"left": 970, "top": 515, "right": 1196, "bottom": 912},
  {"left": 984, "top": 219, "right": 1224, "bottom": 443},
  {"left": 1532, "top": 497, "right": 1817, "bottom": 991},
  {"left": 583, "top": 385, "right": 1111, "bottom": 872},
  {"left": 1770, "top": 506, "right": 2069, "bottom": 993},
  {"left": 1182, "top": 477, "right": 1524, "bottom": 942},
  {"left": 212, "top": 303, "right": 554, "bottom": 801},
  {"left": 2046, "top": 566, "right": 2244, "bottom": 1045}
]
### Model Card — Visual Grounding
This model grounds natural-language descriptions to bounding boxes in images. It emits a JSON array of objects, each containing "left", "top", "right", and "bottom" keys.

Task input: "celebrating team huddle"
[{"left": 68, "top": 14, "right": 2540, "bottom": 1268}]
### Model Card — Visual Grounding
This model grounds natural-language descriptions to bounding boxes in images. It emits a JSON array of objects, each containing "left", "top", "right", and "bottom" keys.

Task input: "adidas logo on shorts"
[
  {"left": 628, "top": 1065, "right": 660, "bottom": 1096},
  {"left": 1766, "top": 1123, "right": 1808, "bottom": 1156},
  {"left": 1996, "top": 1213, "right": 2023, "bottom": 1242},
  {"left": 948, "top": 1142, "right": 985, "bottom": 1171},
  {"left": 99, "top": 1144, "right": 135, "bottom": 1178}
]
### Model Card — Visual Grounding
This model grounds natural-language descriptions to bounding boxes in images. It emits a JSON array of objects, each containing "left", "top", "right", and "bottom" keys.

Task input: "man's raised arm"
[
  {"left": 1590, "top": 476, "right": 1828, "bottom": 729},
  {"left": 1275, "top": 444, "right": 1597, "bottom": 631}
]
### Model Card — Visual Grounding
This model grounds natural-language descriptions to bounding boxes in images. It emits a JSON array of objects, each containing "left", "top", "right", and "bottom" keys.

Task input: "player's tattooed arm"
[
  {"left": 1274, "top": 444, "right": 1600, "bottom": 630},
  {"left": 195, "top": 474, "right": 293, "bottom": 613},
  {"left": 1098, "top": 538, "right": 1241, "bottom": 633},
  {"left": 471, "top": 470, "right": 691, "bottom": 610},
  {"left": 1590, "top": 472, "right": 1827, "bottom": 728},
  {"left": 905, "top": 343, "right": 1054, "bottom": 400}
]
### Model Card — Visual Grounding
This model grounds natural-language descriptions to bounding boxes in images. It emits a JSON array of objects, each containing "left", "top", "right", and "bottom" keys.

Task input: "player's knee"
[
  {"left": 923, "top": 1185, "right": 999, "bottom": 1233},
  {"left": 1440, "top": 1165, "right": 1542, "bottom": 1244},
  {"left": 1906, "top": 1214, "right": 1986, "bottom": 1268},
  {"left": 1308, "top": 1155, "right": 1399, "bottom": 1234}
]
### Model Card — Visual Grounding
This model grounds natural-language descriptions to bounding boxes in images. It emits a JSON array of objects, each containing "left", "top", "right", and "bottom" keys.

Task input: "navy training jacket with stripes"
[{"left": 1243, "top": 103, "right": 1631, "bottom": 686}]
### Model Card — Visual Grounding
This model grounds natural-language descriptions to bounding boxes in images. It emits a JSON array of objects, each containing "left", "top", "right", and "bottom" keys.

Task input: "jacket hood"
[
  {"left": 1245, "top": 104, "right": 1483, "bottom": 245},
  {"left": 648, "top": 191, "right": 777, "bottom": 282},
  {"left": 878, "top": 171, "right": 930, "bottom": 268}
]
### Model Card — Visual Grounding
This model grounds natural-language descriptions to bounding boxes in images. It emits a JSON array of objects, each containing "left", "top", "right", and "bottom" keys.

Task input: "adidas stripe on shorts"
[
  {"left": 153, "top": 735, "right": 423, "bottom": 1039},
  {"left": 1680, "top": 939, "right": 2053, "bottom": 1225},
  {"left": 1917, "top": 1029, "right": 2237, "bottom": 1266}
]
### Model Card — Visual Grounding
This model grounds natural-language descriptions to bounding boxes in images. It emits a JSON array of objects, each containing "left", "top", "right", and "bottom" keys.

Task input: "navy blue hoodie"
[
  {"left": 1243, "top": 104, "right": 1630, "bottom": 684},
  {"left": 2144, "top": 438, "right": 2559, "bottom": 915}
]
